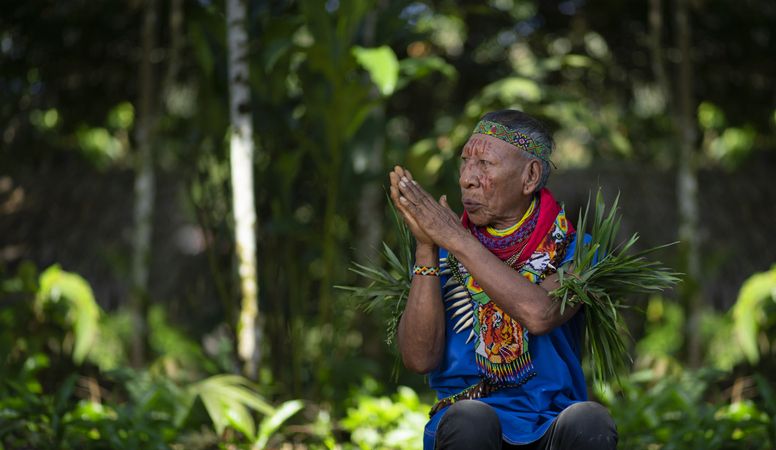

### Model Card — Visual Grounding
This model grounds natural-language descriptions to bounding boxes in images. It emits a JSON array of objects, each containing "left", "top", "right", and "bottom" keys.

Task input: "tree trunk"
[
  {"left": 648, "top": 0, "right": 669, "bottom": 103},
  {"left": 675, "top": 0, "right": 702, "bottom": 367},
  {"left": 130, "top": 0, "right": 157, "bottom": 368},
  {"left": 226, "top": 0, "right": 261, "bottom": 379},
  {"left": 355, "top": 8, "right": 385, "bottom": 264},
  {"left": 163, "top": 0, "right": 183, "bottom": 95}
]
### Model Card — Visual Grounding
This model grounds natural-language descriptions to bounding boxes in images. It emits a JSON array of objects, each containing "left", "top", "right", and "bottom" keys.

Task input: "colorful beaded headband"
[{"left": 472, "top": 119, "right": 552, "bottom": 163}]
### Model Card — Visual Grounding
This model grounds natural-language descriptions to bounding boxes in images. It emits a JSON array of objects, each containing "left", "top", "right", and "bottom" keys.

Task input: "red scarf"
[
  {"left": 451, "top": 188, "right": 575, "bottom": 385},
  {"left": 460, "top": 188, "right": 569, "bottom": 264}
]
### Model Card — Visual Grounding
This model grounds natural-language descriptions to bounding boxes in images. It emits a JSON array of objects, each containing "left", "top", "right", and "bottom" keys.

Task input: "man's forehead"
[{"left": 462, "top": 134, "right": 517, "bottom": 158}]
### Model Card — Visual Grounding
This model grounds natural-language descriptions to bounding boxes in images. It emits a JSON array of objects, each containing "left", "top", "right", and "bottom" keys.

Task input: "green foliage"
[
  {"left": 33, "top": 265, "right": 101, "bottom": 364},
  {"left": 599, "top": 368, "right": 776, "bottom": 450},
  {"left": 636, "top": 296, "right": 684, "bottom": 359},
  {"left": 190, "top": 374, "right": 273, "bottom": 439},
  {"left": 0, "top": 370, "right": 184, "bottom": 450},
  {"left": 337, "top": 200, "right": 414, "bottom": 346},
  {"left": 3, "top": 0, "right": 775, "bottom": 447},
  {"left": 0, "top": 263, "right": 302, "bottom": 449},
  {"left": 88, "top": 310, "right": 133, "bottom": 372},
  {"left": 255, "top": 399, "right": 305, "bottom": 449},
  {"left": 353, "top": 46, "right": 400, "bottom": 96},
  {"left": 553, "top": 190, "right": 680, "bottom": 385},
  {"left": 731, "top": 265, "right": 776, "bottom": 363},
  {"left": 0, "top": 367, "right": 302, "bottom": 450},
  {"left": 147, "top": 305, "right": 218, "bottom": 379},
  {"left": 341, "top": 385, "right": 430, "bottom": 450}
]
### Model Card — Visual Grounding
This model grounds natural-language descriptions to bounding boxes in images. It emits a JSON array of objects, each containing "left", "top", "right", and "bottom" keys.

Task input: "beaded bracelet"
[{"left": 412, "top": 265, "right": 440, "bottom": 277}]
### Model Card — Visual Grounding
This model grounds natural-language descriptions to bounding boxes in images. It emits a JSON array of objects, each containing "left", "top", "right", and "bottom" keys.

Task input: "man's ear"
[{"left": 522, "top": 159, "right": 542, "bottom": 195}]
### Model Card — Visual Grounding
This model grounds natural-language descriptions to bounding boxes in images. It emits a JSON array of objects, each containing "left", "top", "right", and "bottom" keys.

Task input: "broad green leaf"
[
  {"left": 254, "top": 400, "right": 304, "bottom": 449},
  {"left": 192, "top": 374, "right": 276, "bottom": 439},
  {"left": 352, "top": 46, "right": 400, "bottom": 96},
  {"left": 36, "top": 265, "right": 100, "bottom": 363},
  {"left": 732, "top": 265, "right": 776, "bottom": 363},
  {"left": 399, "top": 56, "right": 457, "bottom": 81}
]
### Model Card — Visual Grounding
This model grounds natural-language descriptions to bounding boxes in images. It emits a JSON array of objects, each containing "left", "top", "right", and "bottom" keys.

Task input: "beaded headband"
[{"left": 472, "top": 119, "right": 552, "bottom": 163}]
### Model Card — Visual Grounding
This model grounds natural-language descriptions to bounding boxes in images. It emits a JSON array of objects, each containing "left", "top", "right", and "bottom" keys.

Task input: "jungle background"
[{"left": 2, "top": 0, "right": 776, "bottom": 449}]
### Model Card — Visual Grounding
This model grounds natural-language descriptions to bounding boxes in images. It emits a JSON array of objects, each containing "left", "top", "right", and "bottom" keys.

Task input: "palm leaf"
[
  {"left": 335, "top": 195, "right": 413, "bottom": 346},
  {"left": 552, "top": 188, "right": 680, "bottom": 386},
  {"left": 190, "top": 374, "right": 274, "bottom": 439}
]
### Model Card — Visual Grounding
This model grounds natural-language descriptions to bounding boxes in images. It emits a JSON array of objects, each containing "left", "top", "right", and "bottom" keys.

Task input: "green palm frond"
[
  {"left": 553, "top": 189, "right": 681, "bottom": 386},
  {"left": 190, "top": 374, "right": 303, "bottom": 446},
  {"left": 335, "top": 196, "right": 413, "bottom": 345}
]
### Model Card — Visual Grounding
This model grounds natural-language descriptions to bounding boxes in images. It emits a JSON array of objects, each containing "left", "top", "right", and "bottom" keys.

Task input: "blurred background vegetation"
[{"left": 1, "top": 0, "right": 775, "bottom": 448}]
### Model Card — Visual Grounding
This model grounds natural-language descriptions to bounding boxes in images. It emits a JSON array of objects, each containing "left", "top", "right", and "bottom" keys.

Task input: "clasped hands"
[{"left": 389, "top": 166, "right": 464, "bottom": 250}]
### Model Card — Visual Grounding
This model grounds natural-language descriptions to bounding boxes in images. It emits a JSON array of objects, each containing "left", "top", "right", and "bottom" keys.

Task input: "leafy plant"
[
  {"left": 730, "top": 264, "right": 776, "bottom": 364},
  {"left": 337, "top": 198, "right": 414, "bottom": 346},
  {"left": 341, "top": 385, "right": 430, "bottom": 450},
  {"left": 35, "top": 264, "right": 101, "bottom": 364},
  {"left": 553, "top": 190, "right": 680, "bottom": 385},
  {"left": 190, "top": 374, "right": 303, "bottom": 448},
  {"left": 598, "top": 368, "right": 774, "bottom": 450}
]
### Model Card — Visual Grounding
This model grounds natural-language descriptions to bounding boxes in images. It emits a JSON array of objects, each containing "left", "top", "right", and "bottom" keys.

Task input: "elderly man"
[{"left": 389, "top": 110, "right": 617, "bottom": 450}]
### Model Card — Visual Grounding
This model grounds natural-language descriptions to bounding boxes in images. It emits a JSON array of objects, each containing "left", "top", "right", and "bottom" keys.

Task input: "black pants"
[{"left": 434, "top": 400, "right": 617, "bottom": 450}]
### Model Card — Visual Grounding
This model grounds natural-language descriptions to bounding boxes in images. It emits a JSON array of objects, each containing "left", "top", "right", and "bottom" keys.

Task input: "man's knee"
[
  {"left": 436, "top": 400, "right": 501, "bottom": 450},
  {"left": 555, "top": 402, "right": 617, "bottom": 449},
  {"left": 443, "top": 400, "right": 499, "bottom": 425},
  {"left": 560, "top": 401, "right": 615, "bottom": 428}
]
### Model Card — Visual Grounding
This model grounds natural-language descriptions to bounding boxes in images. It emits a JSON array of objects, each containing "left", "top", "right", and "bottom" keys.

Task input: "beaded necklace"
[{"left": 469, "top": 195, "right": 540, "bottom": 263}]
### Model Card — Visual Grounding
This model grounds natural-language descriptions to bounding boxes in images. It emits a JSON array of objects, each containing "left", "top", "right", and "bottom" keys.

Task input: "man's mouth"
[{"left": 462, "top": 200, "right": 482, "bottom": 211}]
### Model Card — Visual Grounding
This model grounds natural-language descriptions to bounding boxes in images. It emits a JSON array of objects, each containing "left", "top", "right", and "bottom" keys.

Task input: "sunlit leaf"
[
  {"left": 731, "top": 265, "right": 776, "bottom": 363},
  {"left": 254, "top": 400, "right": 304, "bottom": 449},
  {"left": 352, "top": 46, "right": 400, "bottom": 96},
  {"left": 36, "top": 265, "right": 101, "bottom": 364}
]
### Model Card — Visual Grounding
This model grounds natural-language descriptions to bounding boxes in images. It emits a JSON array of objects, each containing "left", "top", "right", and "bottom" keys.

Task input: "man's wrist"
[
  {"left": 445, "top": 229, "right": 477, "bottom": 256},
  {"left": 414, "top": 244, "right": 438, "bottom": 266}
]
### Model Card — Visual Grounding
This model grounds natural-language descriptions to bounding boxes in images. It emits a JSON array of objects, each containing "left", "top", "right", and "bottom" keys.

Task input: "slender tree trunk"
[
  {"left": 130, "top": 0, "right": 157, "bottom": 367},
  {"left": 648, "top": 0, "right": 669, "bottom": 103},
  {"left": 355, "top": 125, "right": 384, "bottom": 264},
  {"left": 355, "top": 8, "right": 385, "bottom": 264},
  {"left": 319, "top": 148, "right": 341, "bottom": 324},
  {"left": 675, "top": 0, "right": 702, "bottom": 366},
  {"left": 226, "top": 0, "right": 261, "bottom": 379},
  {"left": 163, "top": 0, "right": 183, "bottom": 94}
]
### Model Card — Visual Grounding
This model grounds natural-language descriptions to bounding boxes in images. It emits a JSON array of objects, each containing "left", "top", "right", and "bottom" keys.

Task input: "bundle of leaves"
[
  {"left": 552, "top": 190, "right": 680, "bottom": 385},
  {"left": 340, "top": 190, "right": 679, "bottom": 385}
]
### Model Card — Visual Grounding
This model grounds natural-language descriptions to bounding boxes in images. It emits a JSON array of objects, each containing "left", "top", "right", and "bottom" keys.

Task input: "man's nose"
[{"left": 459, "top": 164, "right": 479, "bottom": 189}]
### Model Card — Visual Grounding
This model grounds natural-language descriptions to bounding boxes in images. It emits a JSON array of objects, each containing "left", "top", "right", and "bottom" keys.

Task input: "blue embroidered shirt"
[{"left": 423, "top": 238, "right": 587, "bottom": 448}]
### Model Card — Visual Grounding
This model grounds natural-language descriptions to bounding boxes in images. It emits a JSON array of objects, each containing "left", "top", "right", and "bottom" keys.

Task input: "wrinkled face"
[{"left": 459, "top": 134, "right": 531, "bottom": 228}]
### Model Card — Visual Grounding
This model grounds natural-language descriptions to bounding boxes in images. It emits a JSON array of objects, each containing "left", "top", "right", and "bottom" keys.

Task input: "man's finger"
[
  {"left": 391, "top": 186, "right": 412, "bottom": 214},
  {"left": 399, "top": 175, "right": 434, "bottom": 206},
  {"left": 439, "top": 195, "right": 449, "bottom": 209},
  {"left": 390, "top": 186, "right": 419, "bottom": 226},
  {"left": 398, "top": 177, "right": 420, "bottom": 205},
  {"left": 439, "top": 194, "right": 460, "bottom": 221}
]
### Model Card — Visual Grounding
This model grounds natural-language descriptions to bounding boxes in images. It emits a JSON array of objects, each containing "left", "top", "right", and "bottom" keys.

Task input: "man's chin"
[{"left": 466, "top": 211, "right": 490, "bottom": 227}]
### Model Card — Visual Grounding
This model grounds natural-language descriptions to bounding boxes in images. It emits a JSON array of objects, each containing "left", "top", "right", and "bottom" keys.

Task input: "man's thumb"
[{"left": 439, "top": 194, "right": 450, "bottom": 209}]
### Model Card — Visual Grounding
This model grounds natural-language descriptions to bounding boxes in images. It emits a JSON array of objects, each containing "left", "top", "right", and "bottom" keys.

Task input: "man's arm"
[
  {"left": 395, "top": 171, "right": 580, "bottom": 335},
  {"left": 389, "top": 166, "right": 446, "bottom": 374},
  {"left": 396, "top": 243, "right": 446, "bottom": 373},
  {"left": 449, "top": 236, "right": 580, "bottom": 335}
]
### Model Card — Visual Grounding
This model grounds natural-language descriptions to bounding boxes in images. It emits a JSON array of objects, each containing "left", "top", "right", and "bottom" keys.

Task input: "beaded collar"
[{"left": 469, "top": 195, "right": 540, "bottom": 252}]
